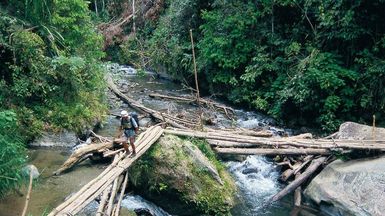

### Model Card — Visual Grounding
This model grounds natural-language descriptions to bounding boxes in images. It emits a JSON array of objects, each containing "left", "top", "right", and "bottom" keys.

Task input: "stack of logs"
[
  {"left": 163, "top": 127, "right": 385, "bottom": 206},
  {"left": 49, "top": 126, "right": 164, "bottom": 216},
  {"left": 48, "top": 77, "right": 385, "bottom": 215}
]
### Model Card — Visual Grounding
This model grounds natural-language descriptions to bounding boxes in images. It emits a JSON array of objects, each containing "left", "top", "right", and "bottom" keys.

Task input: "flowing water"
[{"left": 0, "top": 64, "right": 322, "bottom": 216}]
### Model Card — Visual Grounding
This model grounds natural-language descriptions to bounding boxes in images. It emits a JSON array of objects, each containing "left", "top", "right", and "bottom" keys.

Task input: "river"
[{"left": 0, "top": 64, "right": 324, "bottom": 216}]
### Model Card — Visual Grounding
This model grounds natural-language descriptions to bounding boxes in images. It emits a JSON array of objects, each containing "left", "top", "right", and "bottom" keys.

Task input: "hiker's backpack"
[{"left": 130, "top": 112, "right": 140, "bottom": 128}]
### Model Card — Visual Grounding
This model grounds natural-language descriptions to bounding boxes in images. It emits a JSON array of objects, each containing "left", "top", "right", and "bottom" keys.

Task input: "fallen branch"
[
  {"left": 107, "top": 75, "right": 192, "bottom": 129},
  {"left": 268, "top": 157, "right": 326, "bottom": 204},
  {"left": 149, "top": 93, "right": 236, "bottom": 118},
  {"left": 53, "top": 141, "right": 114, "bottom": 175}
]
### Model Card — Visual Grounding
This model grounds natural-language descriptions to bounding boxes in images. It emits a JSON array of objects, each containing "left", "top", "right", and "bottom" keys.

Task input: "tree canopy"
[{"left": 121, "top": 0, "right": 385, "bottom": 131}]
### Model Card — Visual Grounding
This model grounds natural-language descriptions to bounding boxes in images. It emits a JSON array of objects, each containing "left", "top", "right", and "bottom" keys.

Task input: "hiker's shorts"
[{"left": 124, "top": 129, "right": 135, "bottom": 138}]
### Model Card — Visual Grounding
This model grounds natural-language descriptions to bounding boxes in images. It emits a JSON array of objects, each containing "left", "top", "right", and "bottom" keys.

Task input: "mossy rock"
[{"left": 128, "top": 135, "right": 236, "bottom": 215}]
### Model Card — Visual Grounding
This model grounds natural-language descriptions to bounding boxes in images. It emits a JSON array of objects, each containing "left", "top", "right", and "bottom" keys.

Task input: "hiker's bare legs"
[
  {"left": 123, "top": 141, "right": 129, "bottom": 154},
  {"left": 130, "top": 137, "right": 136, "bottom": 154}
]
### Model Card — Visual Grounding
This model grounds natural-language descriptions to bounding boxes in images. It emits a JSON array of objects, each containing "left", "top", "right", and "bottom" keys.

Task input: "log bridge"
[
  {"left": 47, "top": 77, "right": 385, "bottom": 215},
  {"left": 48, "top": 126, "right": 163, "bottom": 216},
  {"left": 48, "top": 125, "right": 385, "bottom": 215}
]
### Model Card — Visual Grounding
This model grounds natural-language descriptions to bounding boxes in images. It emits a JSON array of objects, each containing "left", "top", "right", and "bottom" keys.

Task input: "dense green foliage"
[
  {"left": 0, "top": 0, "right": 106, "bottom": 195},
  {"left": 0, "top": 111, "right": 26, "bottom": 197},
  {"left": 120, "top": 0, "right": 385, "bottom": 131},
  {"left": 0, "top": 1, "right": 106, "bottom": 137}
]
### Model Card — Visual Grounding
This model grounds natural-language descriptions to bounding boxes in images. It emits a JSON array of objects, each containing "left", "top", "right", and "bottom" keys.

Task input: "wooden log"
[
  {"left": 107, "top": 75, "right": 191, "bottom": 129},
  {"left": 281, "top": 156, "right": 314, "bottom": 182},
  {"left": 207, "top": 128, "right": 273, "bottom": 137},
  {"left": 53, "top": 141, "right": 114, "bottom": 175},
  {"left": 214, "top": 148, "right": 331, "bottom": 156},
  {"left": 293, "top": 155, "right": 314, "bottom": 175},
  {"left": 21, "top": 171, "right": 33, "bottom": 216},
  {"left": 149, "top": 93, "right": 236, "bottom": 117},
  {"left": 280, "top": 168, "right": 294, "bottom": 182},
  {"left": 165, "top": 129, "right": 385, "bottom": 151},
  {"left": 96, "top": 185, "right": 111, "bottom": 216},
  {"left": 103, "top": 149, "right": 124, "bottom": 158},
  {"left": 149, "top": 93, "right": 195, "bottom": 103},
  {"left": 114, "top": 171, "right": 129, "bottom": 216},
  {"left": 288, "top": 133, "right": 313, "bottom": 139},
  {"left": 269, "top": 157, "right": 326, "bottom": 204},
  {"left": 294, "top": 172, "right": 301, "bottom": 207},
  {"left": 106, "top": 174, "right": 120, "bottom": 216},
  {"left": 207, "top": 139, "right": 258, "bottom": 148}
]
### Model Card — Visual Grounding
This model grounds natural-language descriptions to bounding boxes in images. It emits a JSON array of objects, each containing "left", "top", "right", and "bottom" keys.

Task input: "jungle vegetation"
[{"left": 1, "top": 0, "right": 385, "bottom": 197}]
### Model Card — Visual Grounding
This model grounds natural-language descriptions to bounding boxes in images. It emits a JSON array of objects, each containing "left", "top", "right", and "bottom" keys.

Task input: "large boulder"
[
  {"left": 128, "top": 135, "right": 236, "bottom": 215},
  {"left": 29, "top": 130, "right": 77, "bottom": 147},
  {"left": 336, "top": 121, "right": 385, "bottom": 140},
  {"left": 304, "top": 156, "right": 385, "bottom": 216}
]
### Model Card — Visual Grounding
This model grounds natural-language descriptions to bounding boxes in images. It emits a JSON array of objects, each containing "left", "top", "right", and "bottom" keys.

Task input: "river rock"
[
  {"left": 77, "top": 200, "right": 98, "bottom": 216},
  {"left": 182, "top": 141, "right": 224, "bottom": 185},
  {"left": 336, "top": 121, "right": 385, "bottom": 140},
  {"left": 128, "top": 134, "right": 235, "bottom": 215},
  {"left": 139, "top": 117, "right": 152, "bottom": 127},
  {"left": 242, "top": 167, "right": 260, "bottom": 175},
  {"left": 22, "top": 165, "right": 40, "bottom": 179},
  {"left": 29, "top": 130, "right": 77, "bottom": 147},
  {"left": 304, "top": 156, "right": 385, "bottom": 216}
]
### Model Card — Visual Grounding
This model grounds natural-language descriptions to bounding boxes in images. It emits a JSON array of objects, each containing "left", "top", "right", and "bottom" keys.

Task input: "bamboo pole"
[
  {"left": 132, "top": 0, "right": 136, "bottom": 33},
  {"left": 214, "top": 147, "right": 331, "bottom": 156},
  {"left": 21, "top": 171, "right": 33, "bottom": 216},
  {"left": 114, "top": 172, "right": 129, "bottom": 216},
  {"left": 106, "top": 176, "right": 120, "bottom": 215},
  {"left": 164, "top": 129, "right": 385, "bottom": 150},
  {"left": 373, "top": 114, "right": 376, "bottom": 141},
  {"left": 189, "top": 29, "right": 200, "bottom": 103}
]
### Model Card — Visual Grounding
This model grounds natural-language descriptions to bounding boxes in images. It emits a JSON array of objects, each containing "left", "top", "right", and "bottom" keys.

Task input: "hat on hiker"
[{"left": 121, "top": 110, "right": 129, "bottom": 117}]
